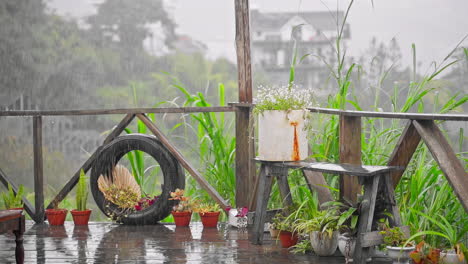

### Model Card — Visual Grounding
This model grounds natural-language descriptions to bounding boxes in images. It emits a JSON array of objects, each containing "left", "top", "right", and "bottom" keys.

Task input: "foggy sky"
[{"left": 48, "top": 0, "right": 468, "bottom": 73}]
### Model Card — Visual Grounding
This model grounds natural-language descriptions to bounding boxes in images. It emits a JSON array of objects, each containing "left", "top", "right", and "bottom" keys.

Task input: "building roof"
[{"left": 251, "top": 10, "right": 344, "bottom": 32}]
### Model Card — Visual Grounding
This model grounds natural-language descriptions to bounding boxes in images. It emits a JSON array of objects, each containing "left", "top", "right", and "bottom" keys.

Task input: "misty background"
[{"left": 0, "top": 0, "right": 467, "bottom": 219}]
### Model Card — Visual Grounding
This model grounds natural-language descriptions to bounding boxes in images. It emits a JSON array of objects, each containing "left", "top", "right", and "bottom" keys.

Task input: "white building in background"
[{"left": 250, "top": 9, "right": 350, "bottom": 90}]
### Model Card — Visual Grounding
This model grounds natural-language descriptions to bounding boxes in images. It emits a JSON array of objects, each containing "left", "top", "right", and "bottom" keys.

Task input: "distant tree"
[{"left": 88, "top": 0, "right": 176, "bottom": 75}]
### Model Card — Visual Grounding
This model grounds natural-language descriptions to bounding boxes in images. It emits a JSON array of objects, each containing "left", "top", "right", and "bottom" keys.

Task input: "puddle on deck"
[{"left": 0, "top": 221, "right": 392, "bottom": 263}]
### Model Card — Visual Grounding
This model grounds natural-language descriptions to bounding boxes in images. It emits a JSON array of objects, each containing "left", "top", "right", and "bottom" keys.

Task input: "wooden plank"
[
  {"left": 275, "top": 168, "right": 293, "bottom": 209},
  {"left": 0, "top": 106, "right": 235, "bottom": 117},
  {"left": 413, "top": 120, "right": 468, "bottom": 212},
  {"left": 0, "top": 168, "right": 35, "bottom": 219},
  {"left": 234, "top": 0, "right": 253, "bottom": 103},
  {"left": 302, "top": 170, "right": 334, "bottom": 206},
  {"left": 387, "top": 121, "right": 421, "bottom": 187},
  {"left": 273, "top": 161, "right": 403, "bottom": 177},
  {"left": 308, "top": 107, "right": 468, "bottom": 121},
  {"left": 137, "top": 114, "right": 229, "bottom": 209},
  {"left": 383, "top": 172, "right": 402, "bottom": 226},
  {"left": 235, "top": 106, "right": 255, "bottom": 207},
  {"left": 361, "top": 226, "right": 410, "bottom": 247},
  {"left": 354, "top": 177, "right": 374, "bottom": 263},
  {"left": 339, "top": 116, "right": 362, "bottom": 202},
  {"left": 46, "top": 114, "right": 135, "bottom": 210},
  {"left": 251, "top": 166, "right": 273, "bottom": 245},
  {"left": 33, "top": 116, "right": 44, "bottom": 223}
]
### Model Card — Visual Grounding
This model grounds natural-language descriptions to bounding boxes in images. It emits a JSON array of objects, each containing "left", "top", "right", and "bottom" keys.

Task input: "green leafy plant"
[
  {"left": 254, "top": 84, "right": 315, "bottom": 114},
  {"left": 406, "top": 210, "right": 468, "bottom": 261},
  {"left": 169, "top": 188, "right": 195, "bottom": 212},
  {"left": 379, "top": 224, "right": 413, "bottom": 247},
  {"left": 2, "top": 184, "right": 24, "bottom": 209},
  {"left": 75, "top": 169, "right": 89, "bottom": 211},
  {"left": 194, "top": 202, "right": 221, "bottom": 215}
]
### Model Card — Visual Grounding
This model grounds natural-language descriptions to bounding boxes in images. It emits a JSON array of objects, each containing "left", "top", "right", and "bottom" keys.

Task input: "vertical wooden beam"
[
  {"left": 235, "top": 0, "right": 253, "bottom": 103},
  {"left": 235, "top": 106, "right": 254, "bottom": 207},
  {"left": 387, "top": 121, "right": 421, "bottom": 188},
  {"left": 413, "top": 120, "right": 468, "bottom": 212},
  {"left": 339, "top": 115, "right": 362, "bottom": 202},
  {"left": 234, "top": 0, "right": 254, "bottom": 208},
  {"left": 33, "top": 116, "right": 44, "bottom": 223}
]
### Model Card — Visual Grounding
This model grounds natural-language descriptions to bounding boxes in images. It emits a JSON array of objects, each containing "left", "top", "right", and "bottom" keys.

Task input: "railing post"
[
  {"left": 234, "top": 0, "right": 254, "bottom": 208},
  {"left": 33, "top": 116, "right": 45, "bottom": 223},
  {"left": 339, "top": 115, "right": 362, "bottom": 202}
]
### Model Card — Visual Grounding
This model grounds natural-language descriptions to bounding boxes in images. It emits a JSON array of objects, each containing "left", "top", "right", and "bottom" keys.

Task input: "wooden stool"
[
  {"left": 251, "top": 160, "right": 403, "bottom": 263},
  {"left": 0, "top": 210, "right": 25, "bottom": 264}
]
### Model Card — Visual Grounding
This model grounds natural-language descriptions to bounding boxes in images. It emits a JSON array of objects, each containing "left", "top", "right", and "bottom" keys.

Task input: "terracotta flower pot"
[
  {"left": 269, "top": 228, "right": 280, "bottom": 239},
  {"left": 199, "top": 211, "right": 220, "bottom": 228},
  {"left": 71, "top": 209, "right": 92, "bottom": 225},
  {"left": 172, "top": 211, "right": 192, "bottom": 227},
  {"left": 279, "top": 230, "right": 299, "bottom": 248},
  {"left": 46, "top": 209, "right": 68, "bottom": 226}
]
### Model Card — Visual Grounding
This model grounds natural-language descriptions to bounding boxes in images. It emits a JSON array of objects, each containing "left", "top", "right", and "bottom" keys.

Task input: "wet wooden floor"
[{"left": 0, "top": 221, "right": 392, "bottom": 263}]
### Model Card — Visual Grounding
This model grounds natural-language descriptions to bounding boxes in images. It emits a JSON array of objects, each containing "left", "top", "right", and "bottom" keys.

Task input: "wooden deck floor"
[{"left": 0, "top": 221, "right": 392, "bottom": 263}]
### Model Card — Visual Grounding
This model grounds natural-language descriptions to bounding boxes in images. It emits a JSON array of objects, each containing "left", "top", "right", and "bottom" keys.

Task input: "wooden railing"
[
  {"left": 0, "top": 106, "right": 251, "bottom": 223},
  {"left": 1, "top": 106, "right": 467, "bottom": 224}
]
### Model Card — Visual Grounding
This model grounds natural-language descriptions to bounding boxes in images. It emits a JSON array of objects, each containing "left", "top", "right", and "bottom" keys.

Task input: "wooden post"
[
  {"left": 33, "top": 116, "right": 44, "bottom": 223},
  {"left": 339, "top": 115, "right": 362, "bottom": 202},
  {"left": 234, "top": 0, "right": 254, "bottom": 208}
]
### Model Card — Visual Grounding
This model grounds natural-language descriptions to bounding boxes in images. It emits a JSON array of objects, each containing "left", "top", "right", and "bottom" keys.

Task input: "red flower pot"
[
  {"left": 46, "top": 209, "right": 68, "bottom": 226},
  {"left": 279, "top": 230, "right": 299, "bottom": 248},
  {"left": 199, "top": 211, "right": 220, "bottom": 228},
  {"left": 172, "top": 211, "right": 192, "bottom": 227},
  {"left": 71, "top": 209, "right": 92, "bottom": 225}
]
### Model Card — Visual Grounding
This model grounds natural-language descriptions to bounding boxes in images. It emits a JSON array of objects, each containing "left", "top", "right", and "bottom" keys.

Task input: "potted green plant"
[
  {"left": 295, "top": 208, "right": 341, "bottom": 256},
  {"left": 269, "top": 213, "right": 284, "bottom": 239},
  {"left": 406, "top": 211, "right": 467, "bottom": 264},
  {"left": 71, "top": 170, "right": 92, "bottom": 225},
  {"left": 46, "top": 201, "right": 68, "bottom": 226},
  {"left": 2, "top": 184, "right": 24, "bottom": 210},
  {"left": 254, "top": 84, "right": 314, "bottom": 161},
  {"left": 277, "top": 216, "right": 299, "bottom": 248},
  {"left": 379, "top": 225, "right": 415, "bottom": 264},
  {"left": 195, "top": 202, "right": 222, "bottom": 228},
  {"left": 169, "top": 189, "right": 193, "bottom": 227}
]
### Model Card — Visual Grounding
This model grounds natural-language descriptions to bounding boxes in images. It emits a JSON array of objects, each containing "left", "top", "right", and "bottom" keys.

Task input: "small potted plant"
[
  {"left": 409, "top": 241, "right": 441, "bottom": 264},
  {"left": 1, "top": 184, "right": 24, "bottom": 210},
  {"left": 46, "top": 201, "right": 68, "bottom": 226},
  {"left": 380, "top": 225, "right": 414, "bottom": 264},
  {"left": 296, "top": 209, "right": 341, "bottom": 256},
  {"left": 406, "top": 211, "right": 467, "bottom": 264},
  {"left": 71, "top": 170, "right": 92, "bottom": 225},
  {"left": 169, "top": 189, "right": 193, "bottom": 227},
  {"left": 269, "top": 213, "right": 284, "bottom": 239},
  {"left": 277, "top": 216, "right": 299, "bottom": 248},
  {"left": 195, "top": 202, "right": 222, "bottom": 228}
]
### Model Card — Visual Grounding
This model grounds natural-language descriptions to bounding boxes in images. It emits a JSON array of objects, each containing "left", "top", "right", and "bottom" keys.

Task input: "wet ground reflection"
[{"left": 0, "top": 221, "right": 391, "bottom": 263}]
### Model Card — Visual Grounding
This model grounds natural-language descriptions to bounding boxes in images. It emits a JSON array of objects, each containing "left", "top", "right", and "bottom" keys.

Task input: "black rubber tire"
[{"left": 90, "top": 134, "right": 185, "bottom": 225}]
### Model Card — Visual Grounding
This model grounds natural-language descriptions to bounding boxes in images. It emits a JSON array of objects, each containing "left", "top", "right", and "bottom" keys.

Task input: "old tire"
[{"left": 90, "top": 134, "right": 185, "bottom": 225}]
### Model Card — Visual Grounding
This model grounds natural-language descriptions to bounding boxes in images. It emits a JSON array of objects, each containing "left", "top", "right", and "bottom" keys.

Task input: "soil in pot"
[
  {"left": 279, "top": 231, "right": 299, "bottom": 248},
  {"left": 199, "top": 211, "right": 220, "bottom": 228},
  {"left": 71, "top": 209, "right": 92, "bottom": 225},
  {"left": 172, "top": 211, "right": 192, "bottom": 227},
  {"left": 386, "top": 246, "right": 415, "bottom": 264},
  {"left": 46, "top": 209, "right": 68, "bottom": 226},
  {"left": 310, "top": 231, "right": 339, "bottom": 256}
]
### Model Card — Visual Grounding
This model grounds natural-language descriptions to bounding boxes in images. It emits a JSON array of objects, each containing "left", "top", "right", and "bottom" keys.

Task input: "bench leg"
[
  {"left": 276, "top": 168, "right": 293, "bottom": 212},
  {"left": 251, "top": 165, "right": 274, "bottom": 245},
  {"left": 354, "top": 175, "right": 380, "bottom": 264},
  {"left": 14, "top": 229, "right": 24, "bottom": 264}
]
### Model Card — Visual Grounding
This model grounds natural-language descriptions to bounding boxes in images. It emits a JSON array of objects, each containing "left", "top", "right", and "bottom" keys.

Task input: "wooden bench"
[
  {"left": 0, "top": 210, "right": 25, "bottom": 264},
  {"left": 251, "top": 160, "right": 404, "bottom": 263}
]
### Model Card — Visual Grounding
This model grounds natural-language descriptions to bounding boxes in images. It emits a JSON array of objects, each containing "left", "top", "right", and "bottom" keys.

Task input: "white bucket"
[{"left": 257, "top": 110, "right": 308, "bottom": 161}]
